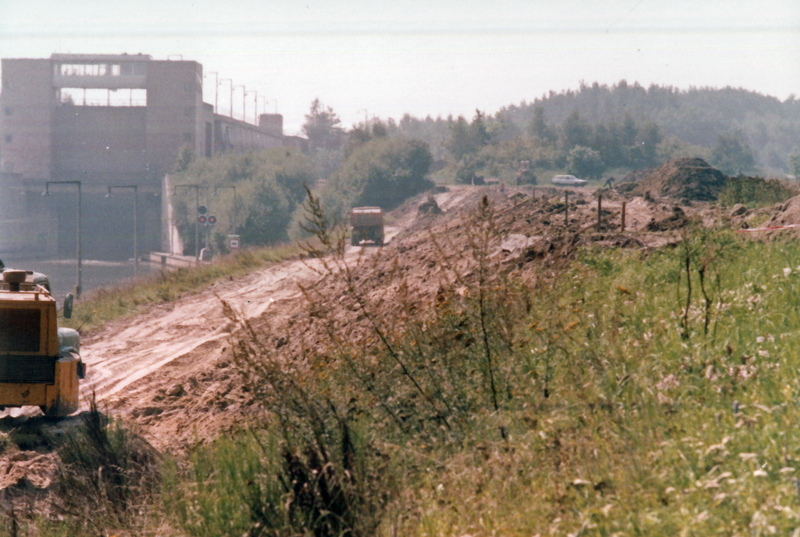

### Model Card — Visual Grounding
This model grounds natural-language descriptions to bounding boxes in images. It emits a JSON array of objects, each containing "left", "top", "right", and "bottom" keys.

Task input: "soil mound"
[
  {"left": 631, "top": 158, "right": 728, "bottom": 202},
  {"left": 764, "top": 194, "right": 800, "bottom": 227}
]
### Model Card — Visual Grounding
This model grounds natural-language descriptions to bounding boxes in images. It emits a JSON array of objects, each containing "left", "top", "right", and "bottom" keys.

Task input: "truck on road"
[{"left": 349, "top": 207, "right": 384, "bottom": 247}]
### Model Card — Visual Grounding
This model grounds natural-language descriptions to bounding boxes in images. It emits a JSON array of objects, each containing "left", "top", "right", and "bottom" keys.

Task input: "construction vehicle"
[
  {"left": 0, "top": 268, "right": 85, "bottom": 417},
  {"left": 349, "top": 207, "right": 384, "bottom": 247},
  {"left": 515, "top": 160, "right": 537, "bottom": 185}
]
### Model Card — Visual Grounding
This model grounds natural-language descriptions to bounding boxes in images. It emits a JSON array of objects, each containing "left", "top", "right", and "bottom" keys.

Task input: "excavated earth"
[{"left": 0, "top": 176, "right": 774, "bottom": 510}]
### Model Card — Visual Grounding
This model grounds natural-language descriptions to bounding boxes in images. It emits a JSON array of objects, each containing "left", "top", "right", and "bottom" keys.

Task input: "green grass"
[
  {"left": 63, "top": 244, "right": 302, "bottom": 334},
  {"left": 15, "top": 220, "right": 800, "bottom": 535},
  {"left": 175, "top": 227, "right": 800, "bottom": 536}
]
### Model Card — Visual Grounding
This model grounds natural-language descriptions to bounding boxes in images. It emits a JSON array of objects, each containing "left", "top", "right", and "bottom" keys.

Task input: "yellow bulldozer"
[{"left": 0, "top": 268, "right": 85, "bottom": 417}]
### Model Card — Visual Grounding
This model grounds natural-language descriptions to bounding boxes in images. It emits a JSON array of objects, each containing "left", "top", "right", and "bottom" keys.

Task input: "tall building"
[{"left": 0, "top": 53, "right": 302, "bottom": 260}]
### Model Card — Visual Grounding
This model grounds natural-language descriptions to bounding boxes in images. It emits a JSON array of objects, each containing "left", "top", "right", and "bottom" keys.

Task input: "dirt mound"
[
  {"left": 764, "top": 194, "right": 800, "bottom": 227},
  {"left": 631, "top": 158, "right": 729, "bottom": 202}
]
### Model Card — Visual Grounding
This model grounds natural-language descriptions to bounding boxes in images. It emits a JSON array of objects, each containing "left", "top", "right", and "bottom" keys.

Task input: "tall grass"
[
  {"left": 19, "top": 192, "right": 800, "bottom": 535},
  {"left": 174, "top": 204, "right": 800, "bottom": 535}
]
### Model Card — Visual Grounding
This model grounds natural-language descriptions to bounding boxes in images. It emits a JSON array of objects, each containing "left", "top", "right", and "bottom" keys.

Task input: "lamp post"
[
  {"left": 220, "top": 78, "right": 232, "bottom": 118},
  {"left": 174, "top": 184, "right": 208, "bottom": 260},
  {"left": 250, "top": 90, "right": 258, "bottom": 124},
  {"left": 206, "top": 71, "right": 218, "bottom": 113},
  {"left": 105, "top": 185, "right": 139, "bottom": 277},
  {"left": 43, "top": 180, "right": 82, "bottom": 298},
  {"left": 214, "top": 185, "right": 237, "bottom": 235},
  {"left": 234, "top": 85, "right": 245, "bottom": 121}
]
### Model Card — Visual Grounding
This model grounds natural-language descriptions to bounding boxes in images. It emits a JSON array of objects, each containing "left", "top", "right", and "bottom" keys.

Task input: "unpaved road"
[
  {"left": 2, "top": 185, "right": 670, "bottom": 449},
  {"left": 72, "top": 187, "right": 478, "bottom": 448}
]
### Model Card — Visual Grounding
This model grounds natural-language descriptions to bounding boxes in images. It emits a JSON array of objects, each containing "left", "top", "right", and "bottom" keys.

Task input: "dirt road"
[{"left": 68, "top": 187, "right": 476, "bottom": 448}]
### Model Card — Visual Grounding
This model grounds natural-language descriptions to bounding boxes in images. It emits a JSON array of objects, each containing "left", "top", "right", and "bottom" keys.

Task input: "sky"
[{"left": 1, "top": 0, "right": 798, "bottom": 135}]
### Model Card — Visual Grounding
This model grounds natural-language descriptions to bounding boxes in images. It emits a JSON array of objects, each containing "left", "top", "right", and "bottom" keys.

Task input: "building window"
[
  {"left": 4, "top": 108, "right": 11, "bottom": 116},
  {"left": 183, "top": 133, "right": 193, "bottom": 142},
  {"left": 4, "top": 135, "right": 12, "bottom": 143}
]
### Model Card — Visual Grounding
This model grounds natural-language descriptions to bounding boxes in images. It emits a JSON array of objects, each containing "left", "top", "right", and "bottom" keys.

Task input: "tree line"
[{"left": 171, "top": 84, "right": 800, "bottom": 252}]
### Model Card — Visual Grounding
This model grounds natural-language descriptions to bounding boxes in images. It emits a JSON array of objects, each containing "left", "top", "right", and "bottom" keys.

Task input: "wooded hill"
[{"left": 391, "top": 81, "right": 800, "bottom": 177}]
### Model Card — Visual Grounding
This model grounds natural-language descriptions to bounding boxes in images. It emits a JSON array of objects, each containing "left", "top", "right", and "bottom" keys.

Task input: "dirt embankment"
[
  {"left": 629, "top": 157, "right": 729, "bottom": 202},
  {"left": 0, "top": 180, "right": 739, "bottom": 504}
]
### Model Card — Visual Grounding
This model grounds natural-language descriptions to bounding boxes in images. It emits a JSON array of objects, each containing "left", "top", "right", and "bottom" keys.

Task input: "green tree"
[
  {"left": 446, "top": 110, "right": 491, "bottom": 161},
  {"left": 630, "top": 122, "right": 662, "bottom": 168},
  {"left": 789, "top": 147, "right": 800, "bottom": 177},
  {"left": 528, "top": 107, "right": 557, "bottom": 147},
  {"left": 323, "top": 137, "right": 433, "bottom": 217},
  {"left": 561, "top": 109, "right": 592, "bottom": 150},
  {"left": 711, "top": 131, "right": 756, "bottom": 175},
  {"left": 566, "top": 145, "right": 605, "bottom": 179},
  {"left": 174, "top": 148, "right": 315, "bottom": 250},
  {"left": 302, "top": 98, "right": 345, "bottom": 152},
  {"left": 173, "top": 146, "right": 197, "bottom": 173}
]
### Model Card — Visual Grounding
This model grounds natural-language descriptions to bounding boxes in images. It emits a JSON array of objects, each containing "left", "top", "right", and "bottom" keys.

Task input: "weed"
[{"left": 53, "top": 394, "right": 160, "bottom": 531}]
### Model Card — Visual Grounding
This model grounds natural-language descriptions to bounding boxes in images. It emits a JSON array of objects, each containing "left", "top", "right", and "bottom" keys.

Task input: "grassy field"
[
  {"left": 8, "top": 224, "right": 800, "bottom": 536},
  {"left": 156, "top": 223, "right": 800, "bottom": 536}
]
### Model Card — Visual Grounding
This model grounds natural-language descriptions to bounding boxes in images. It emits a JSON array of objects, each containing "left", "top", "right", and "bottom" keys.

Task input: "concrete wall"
[
  {"left": 52, "top": 106, "right": 147, "bottom": 183},
  {"left": 0, "top": 59, "right": 53, "bottom": 179}
]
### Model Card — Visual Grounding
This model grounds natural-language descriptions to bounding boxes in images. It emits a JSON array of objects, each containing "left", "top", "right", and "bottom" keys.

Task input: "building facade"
[{"left": 0, "top": 53, "right": 303, "bottom": 260}]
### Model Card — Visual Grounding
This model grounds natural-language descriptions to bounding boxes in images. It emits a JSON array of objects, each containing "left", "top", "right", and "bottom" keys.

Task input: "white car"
[{"left": 551, "top": 174, "right": 588, "bottom": 186}]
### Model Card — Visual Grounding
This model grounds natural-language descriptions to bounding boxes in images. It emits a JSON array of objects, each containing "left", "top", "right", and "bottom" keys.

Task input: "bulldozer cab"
[{"left": 0, "top": 269, "right": 84, "bottom": 417}]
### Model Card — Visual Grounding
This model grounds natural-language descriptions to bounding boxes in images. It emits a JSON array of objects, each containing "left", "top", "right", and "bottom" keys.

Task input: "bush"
[
  {"left": 172, "top": 148, "right": 315, "bottom": 251},
  {"left": 718, "top": 175, "right": 797, "bottom": 208},
  {"left": 321, "top": 137, "right": 433, "bottom": 220},
  {"left": 54, "top": 395, "right": 160, "bottom": 530}
]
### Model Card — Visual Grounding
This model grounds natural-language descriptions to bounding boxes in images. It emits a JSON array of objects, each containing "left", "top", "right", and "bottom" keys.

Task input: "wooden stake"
[
  {"left": 565, "top": 190, "right": 569, "bottom": 227},
  {"left": 597, "top": 193, "right": 602, "bottom": 230},
  {"left": 621, "top": 200, "right": 627, "bottom": 232}
]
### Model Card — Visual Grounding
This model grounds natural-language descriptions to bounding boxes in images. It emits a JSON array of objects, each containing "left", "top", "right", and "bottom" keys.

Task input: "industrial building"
[{"left": 0, "top": 53, "right": 303, "bottom": 262}]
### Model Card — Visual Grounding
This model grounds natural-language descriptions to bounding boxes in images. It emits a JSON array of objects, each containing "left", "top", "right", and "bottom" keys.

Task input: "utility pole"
[
  {"left": 105, "top": 185, "right": 139, "bottom": 277},
  {"left": 220, "top": 79, "right": 232, "bottom": 118},
  {"left": 43, "top": 181, "right": 82, "bottom": 297},
  {"left": 234, "top": 85, "right": 245, "bottom": 121},
  {"left": 206, "top": 71, "right": 218, "bottom": 113}
]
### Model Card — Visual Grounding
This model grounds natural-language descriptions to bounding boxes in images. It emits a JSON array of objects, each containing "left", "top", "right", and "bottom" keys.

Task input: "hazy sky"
[{"left": 1, "top": 0, "right": 798, "bottom": 134}]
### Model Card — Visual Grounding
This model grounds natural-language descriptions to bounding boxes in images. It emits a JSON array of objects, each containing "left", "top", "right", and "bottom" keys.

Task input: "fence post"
[
  {"left": 565, "top": 190, "right": 569, "bottom": 227},
  {"left": 621, "top": 200, "right": 627, "bottom": 232},
  {"left": 597, "top": 193, "right": 602, "bottom": 230}
]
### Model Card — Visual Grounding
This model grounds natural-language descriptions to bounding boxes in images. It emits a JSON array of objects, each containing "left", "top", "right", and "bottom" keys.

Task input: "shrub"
[
  {"left": 53, "top": 395, "right": 160, "bottom": 529},
  {"left": 718, "top": 175, "right": 797, "bottom": 208}
]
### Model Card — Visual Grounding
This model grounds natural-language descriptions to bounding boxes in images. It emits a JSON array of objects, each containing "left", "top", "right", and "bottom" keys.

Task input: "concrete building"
[{"left": 0, "top": 53, "right": 304, "bottom": 260}]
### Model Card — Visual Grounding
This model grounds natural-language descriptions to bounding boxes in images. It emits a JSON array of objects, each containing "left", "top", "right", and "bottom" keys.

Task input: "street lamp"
[
  {"left": 174, "top": 184, "right": 209, "bottom": 260},
  {"left": 220, "top": 78, "right": 233, "bottom": 118},
  {"left": 43, "top": 180, "right": 82, "bottom": 298},
  {"left": 105, "top": 185, "right": 139, "bottom": 277},
  {"left": 214, "top": 185, "right": 237, "bottom": 235},
  {"left": 248, "top": 90, "right": 258, "bottom": 124},
  {"left": 234, "top": 85, "right": 245, "bottom": 121},
  {"left": 205, "top": 71, "right": 218, "bottom": 113}
]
